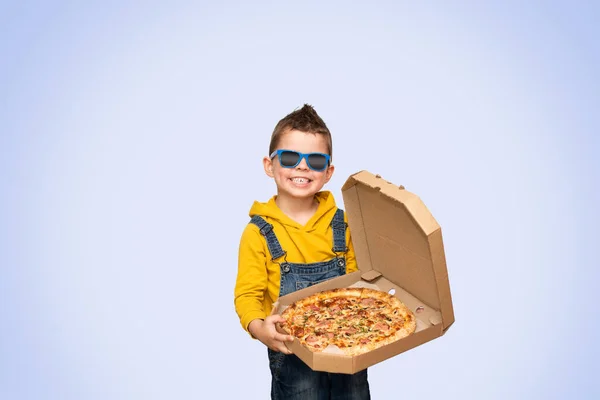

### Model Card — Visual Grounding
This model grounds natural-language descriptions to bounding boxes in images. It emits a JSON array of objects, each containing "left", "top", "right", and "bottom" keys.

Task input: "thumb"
[{"left": 270, "top": 314, "right": 286, "bottom": 323}]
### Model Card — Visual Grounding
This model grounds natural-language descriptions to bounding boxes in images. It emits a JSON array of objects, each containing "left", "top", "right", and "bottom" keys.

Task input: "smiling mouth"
[{"left": 290, "top": 177, "right": 312, "bottom": 184}]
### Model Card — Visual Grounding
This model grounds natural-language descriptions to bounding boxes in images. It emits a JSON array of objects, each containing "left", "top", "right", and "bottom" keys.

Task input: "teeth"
[{"left": 292, "top": 178, "right": 309, "bottom": 184}]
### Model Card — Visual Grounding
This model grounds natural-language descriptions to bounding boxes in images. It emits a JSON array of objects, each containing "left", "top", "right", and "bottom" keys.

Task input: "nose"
[{"left": 295, "top": 156, "right": 309, "bottom": 170}]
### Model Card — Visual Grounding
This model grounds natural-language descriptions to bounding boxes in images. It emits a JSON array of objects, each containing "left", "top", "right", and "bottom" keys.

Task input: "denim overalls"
[{"left": 250, "top": 209, "right": 371, "bottom": 400}]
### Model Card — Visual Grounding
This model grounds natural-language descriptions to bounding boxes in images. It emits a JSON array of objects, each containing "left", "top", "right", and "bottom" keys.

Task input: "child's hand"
[{"left": 248, "top": 315, "right": 295, "bottom": 354}]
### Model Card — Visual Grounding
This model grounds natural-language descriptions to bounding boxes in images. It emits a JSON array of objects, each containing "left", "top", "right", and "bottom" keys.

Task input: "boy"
[{"left": 234, "top": 104, "right": 371, "bottom": 399}]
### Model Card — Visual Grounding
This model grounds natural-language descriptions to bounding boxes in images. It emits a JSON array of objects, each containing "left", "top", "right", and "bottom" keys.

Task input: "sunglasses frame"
[{"left": 269, "top": 149, "right": 331, "bottom": 172}]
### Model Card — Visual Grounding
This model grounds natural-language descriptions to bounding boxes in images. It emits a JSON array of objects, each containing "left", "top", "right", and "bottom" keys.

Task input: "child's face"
[{"left": 264, "top": 129, "right": 334, "bottom": 201}]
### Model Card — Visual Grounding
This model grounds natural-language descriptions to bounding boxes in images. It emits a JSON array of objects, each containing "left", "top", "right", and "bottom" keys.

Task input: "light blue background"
[{"left": 1, "top": 1, "right": 598, "bottom": 399}]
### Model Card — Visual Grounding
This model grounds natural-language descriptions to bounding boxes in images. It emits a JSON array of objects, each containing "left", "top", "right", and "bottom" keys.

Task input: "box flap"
[
  {"left": 341, "top": 170, "right": 455, "bottom": 330},
  {"left": 360, "top": 270, "right": 382, "bottom": 282}
]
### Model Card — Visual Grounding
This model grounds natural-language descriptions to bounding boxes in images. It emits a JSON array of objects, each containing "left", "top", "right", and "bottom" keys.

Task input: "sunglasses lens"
[
  {"left": 279, "top": 151, "right": 300, "bottom": 167},
  {"left": 307, "top": 154, "right": 328, "bottom": 171}
]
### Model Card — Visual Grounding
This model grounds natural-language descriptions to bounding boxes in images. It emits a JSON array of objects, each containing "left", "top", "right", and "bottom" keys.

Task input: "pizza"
[{"left": 278, "top": 287, "right": 417, "bottom": 356}]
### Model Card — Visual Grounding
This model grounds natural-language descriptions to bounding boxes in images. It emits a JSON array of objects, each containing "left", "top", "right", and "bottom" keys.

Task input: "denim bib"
[{"left": 249, "top": 208, "right": 348, "bottom": 298}]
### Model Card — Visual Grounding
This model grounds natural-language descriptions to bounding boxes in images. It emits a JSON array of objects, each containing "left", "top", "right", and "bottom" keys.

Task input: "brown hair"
[{"left": 269, "top": 104, "right": 333, "bottom": 158}]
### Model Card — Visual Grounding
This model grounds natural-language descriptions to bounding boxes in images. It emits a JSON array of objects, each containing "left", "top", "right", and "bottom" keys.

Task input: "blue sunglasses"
[{"left": 270, "top": 149, "right": 331, "bottom": 172}]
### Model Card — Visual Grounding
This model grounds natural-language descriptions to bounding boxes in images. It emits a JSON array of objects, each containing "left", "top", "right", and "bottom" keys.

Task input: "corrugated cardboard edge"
[
  {"left": 342, "top": 170, "right": 455, "bottom": 332},
  {"left": 429, "top": 228, "right": 455, "bottom": 332}
]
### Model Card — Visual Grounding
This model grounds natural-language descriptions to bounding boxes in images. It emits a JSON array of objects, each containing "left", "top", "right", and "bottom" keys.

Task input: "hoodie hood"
[{"left": 249, "top": 191, "right": 338, "bottom": 232}]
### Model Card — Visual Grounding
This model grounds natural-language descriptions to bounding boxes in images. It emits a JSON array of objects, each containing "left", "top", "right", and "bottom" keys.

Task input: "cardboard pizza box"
[{"left": 271, "top": 170, "right": 455, "bottom": 374}]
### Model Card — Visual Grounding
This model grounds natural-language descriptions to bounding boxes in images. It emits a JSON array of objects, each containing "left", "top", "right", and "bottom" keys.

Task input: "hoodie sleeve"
[
  {"left": 345, "top": 213, "right": 359, "bottom": 274},
  {"left": 234, "top": 224, "right": 268, "bottom": 336}
]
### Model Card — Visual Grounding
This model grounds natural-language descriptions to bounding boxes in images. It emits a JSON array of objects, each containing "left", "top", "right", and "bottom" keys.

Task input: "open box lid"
[{"left": 341, "top": 170, "right": 455, "bottom": 331}]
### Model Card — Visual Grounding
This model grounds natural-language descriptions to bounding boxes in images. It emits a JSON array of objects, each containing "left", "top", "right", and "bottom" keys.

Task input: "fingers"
[
  {"left": 267, "top": 314, "right": 286, "bottom": 324},
  {"left": 268, "top": 331, "right": 295, "bottom": 354},
  {"left": 274, "top": 332, "right": 295, "bottom": 343},
  {"left": 271, "top": 343, "right": 293, "bottom": 354},
  {"left": 266, "top": 316, "right": 291, "bottom": 337}
]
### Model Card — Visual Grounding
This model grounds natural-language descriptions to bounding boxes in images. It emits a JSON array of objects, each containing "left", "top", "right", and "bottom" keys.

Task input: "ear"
[
  {"left": 263, "top": 156, "right": 275, "bottom": 178},
  {"left": 324, "top": 164, "right": 335, "bottom": 183}
]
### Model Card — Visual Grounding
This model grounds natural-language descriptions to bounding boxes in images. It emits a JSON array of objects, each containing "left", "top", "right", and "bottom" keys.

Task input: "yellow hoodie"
[{"left": 234, "top": 191, "right": 358, "bottom": 334}]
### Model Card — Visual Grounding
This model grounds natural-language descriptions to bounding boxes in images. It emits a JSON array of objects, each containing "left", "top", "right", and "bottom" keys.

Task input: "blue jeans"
[{"left": 268, "top": 349, "right": 370, "bottom": 400}]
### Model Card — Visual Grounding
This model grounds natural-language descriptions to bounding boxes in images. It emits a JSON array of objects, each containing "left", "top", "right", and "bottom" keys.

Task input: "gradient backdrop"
[{"left": 1, "top": 1, "right": 598, "bottom": 399}]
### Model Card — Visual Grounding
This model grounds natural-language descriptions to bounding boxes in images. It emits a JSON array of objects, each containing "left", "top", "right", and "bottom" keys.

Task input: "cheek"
[
  {"left": 313, "top": 171, "right": 328, "bottom": 180},
  {"left": 273, "top": 166, "right": 290, "bottom": 179}
]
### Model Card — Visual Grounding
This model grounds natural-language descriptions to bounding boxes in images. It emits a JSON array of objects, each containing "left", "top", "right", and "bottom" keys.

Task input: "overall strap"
[
  {"left": 249, "top": 216, "right": 286, "bottom": 261},
  {"left": 331, "top": 208, "right": 348, "bottom": 253}
]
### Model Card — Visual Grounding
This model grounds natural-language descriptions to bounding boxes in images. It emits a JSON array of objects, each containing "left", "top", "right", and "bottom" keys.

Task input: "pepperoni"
[
  {"left": 326, "top": 332, "right": 335, "bottom": 339},
  {"left": 374, "top": 323, "right": 389, "bottom": 331},
  {"left": 306, "top": 335, "right": 319, "bottom": 343},
  {"left": 360, "top": 338, "right": 370, "bottom": 344},
  {"left": 343, "top": 327, "right": 358, "bottom": 335},
  {"left": 309, "top": 304, "right": 320, "bottom": 311},
  {"left": 360, "top": 298, "right": 376, "bottom": 306},
  {"left": 295, "top": 327, "right": 305, "bottom": 336},
  {"left": 317, "top": 320, "right": 332, "bottom": 328}
]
